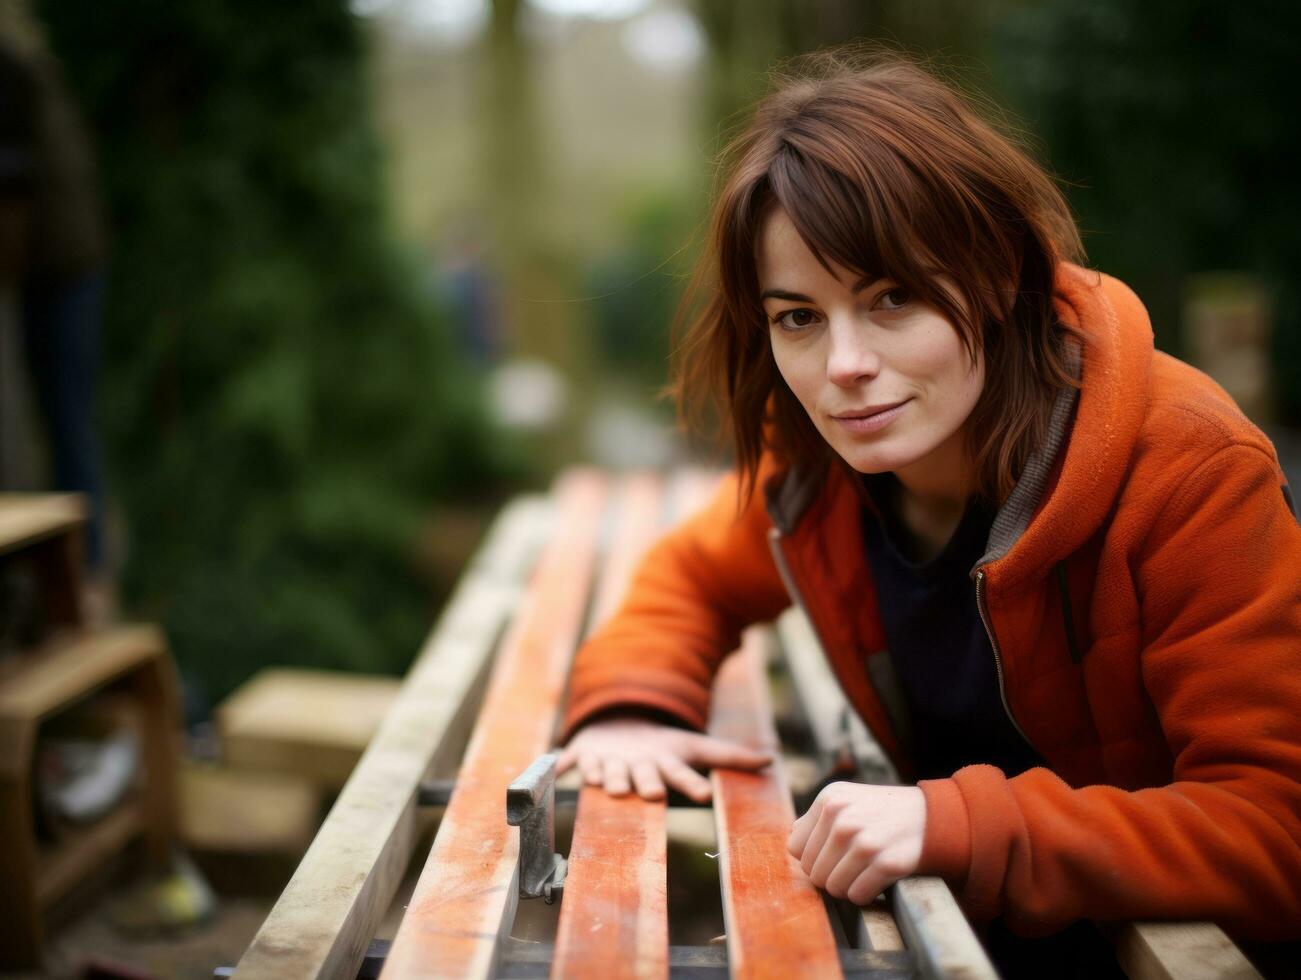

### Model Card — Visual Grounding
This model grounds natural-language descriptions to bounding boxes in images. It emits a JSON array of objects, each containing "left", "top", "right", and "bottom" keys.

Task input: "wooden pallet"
[{"left": 231, "top": 470, "right": 1264, "bottom": 980}]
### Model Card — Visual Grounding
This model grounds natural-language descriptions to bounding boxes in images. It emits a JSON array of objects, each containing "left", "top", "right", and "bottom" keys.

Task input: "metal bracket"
[{"left": 507, "top": 752, "right": 567, "bottom": 903}]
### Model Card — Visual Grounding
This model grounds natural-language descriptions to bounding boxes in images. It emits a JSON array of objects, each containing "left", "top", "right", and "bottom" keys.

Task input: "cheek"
[
  {"left": 770, "top": 340, "right": 818, "bottom": 409},
  {"left": 914, "top": 325, "right": 982, "bottom": 397}
]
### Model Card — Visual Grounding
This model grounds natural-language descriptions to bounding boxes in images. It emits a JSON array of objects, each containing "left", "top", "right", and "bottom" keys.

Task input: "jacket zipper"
[{"left": 974, "top": 567, "right": 1033, "bottom": 746}]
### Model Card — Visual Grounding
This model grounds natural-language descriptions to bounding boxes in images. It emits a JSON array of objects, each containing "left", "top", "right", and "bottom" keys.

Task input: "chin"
[{"left": 828, "top": 440, "right": 922, "bottom": 476}]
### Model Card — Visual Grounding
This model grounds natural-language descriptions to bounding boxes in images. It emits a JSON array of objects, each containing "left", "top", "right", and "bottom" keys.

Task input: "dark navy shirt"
[{"left": 861, "top": 473, "right": 1044, "bottom": 781}]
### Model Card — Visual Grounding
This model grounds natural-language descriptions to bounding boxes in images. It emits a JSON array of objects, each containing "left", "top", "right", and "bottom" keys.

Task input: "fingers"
[
  {"left": 822, "top": 834, "right": 871, "bottom": 896},
  {"left": 630, "top": 759, "right": 667, "bottom": 800},
  {"left": 555, "top": 747, "right": 575, "bottom": 774},
  {"left": 787, "top": 796, "right": 822, "bottom": 857},
  {"left": 603, "top": 756, "right": 632, "bottom": 796},
  {"left": 658, "top": 755, "right": 713, "bottom": 802},
  {"left": 578, "top": 752, "right": 604, "bottom": 787},
  {"left": 801, "top": 809, "right": 839, "bottom": 879},
  {"left": 688, "top": 734, "right": 772, "bottom": 772}
]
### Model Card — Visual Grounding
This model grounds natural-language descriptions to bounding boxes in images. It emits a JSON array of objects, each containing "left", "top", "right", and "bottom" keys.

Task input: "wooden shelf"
[
  {"left": 0, "top": 495, "right": 85, "bottom": 557},
  {"left": 36, "top": 797, "right": 146, "bottom": 906},
  {"left": 0, "top": 626, "right": 168, "bottom": 734},
  {"left": 0, "top": 615, "right": 180, "bottom": 968}
]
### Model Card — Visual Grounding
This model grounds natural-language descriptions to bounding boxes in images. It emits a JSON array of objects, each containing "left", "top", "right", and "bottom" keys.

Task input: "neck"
[
  {"left": 887, "top": 430, "right": 975, "bottom": 560},
  {"left": 891, "top": 427, "right": 974, "bottom": 513}
]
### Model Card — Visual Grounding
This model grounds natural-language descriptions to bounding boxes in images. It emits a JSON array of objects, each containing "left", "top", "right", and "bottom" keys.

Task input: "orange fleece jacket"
[{"left": 561, "top": 265, "right": 1301, "bottom": 939}]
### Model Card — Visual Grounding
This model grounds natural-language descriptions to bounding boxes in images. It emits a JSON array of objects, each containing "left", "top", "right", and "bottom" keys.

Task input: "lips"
[{"left": 832, "top": 399, "right": 910, "bottom": 420}]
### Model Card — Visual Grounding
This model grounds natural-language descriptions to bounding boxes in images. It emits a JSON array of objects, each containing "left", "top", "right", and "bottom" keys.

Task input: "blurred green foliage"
[
  {"left": 587, "top": 187, "right": 698, "bottom": 394},
  {"left": 995, "top": 0, "right": 1301, "bottom": 417},
  {"left": 40, "top": 0, "right": 508, "bottom": 704}
]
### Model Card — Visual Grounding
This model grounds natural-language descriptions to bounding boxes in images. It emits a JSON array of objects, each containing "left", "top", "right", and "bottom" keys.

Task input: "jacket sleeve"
[
  {"left": 560, "top": 459, "right": 791, "bottom": 741},
  {"left": 917, "top": 442, "right": 1301, "bottom": 940}
]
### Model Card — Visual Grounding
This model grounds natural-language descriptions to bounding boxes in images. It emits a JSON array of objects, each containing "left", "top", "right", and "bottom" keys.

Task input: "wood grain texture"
[
  {"left": 858, "top": 898, "right": 905, "bottom": 952},
  {"left": 232, "top": 496, "right": 551, "bottom": 980},
  {"left": 891, "top": 877, "right": 997, "bottom": 980},
  {"left": 552, "top": 474, "right": 669, "bottom": 980},
  {"left": 710, "top": 630, "right": 844, "bottom": 980},
  {"left": 1115, "top": 922, "right": 1263, "bottom": 980},
  {"left": 381, "top": 471, "right": 608, "bottom": 980}
]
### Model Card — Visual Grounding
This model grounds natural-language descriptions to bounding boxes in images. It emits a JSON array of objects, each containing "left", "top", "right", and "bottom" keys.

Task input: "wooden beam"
[
  {"left": 774, "top": 607, "right": 895, "bottom": 785},
  {"left": 552, "top": 474, "right": 669, "bottom": 980},
  {"left": 1114, "top": 922, "right": 1262, "bottom": 980},
  {"left": 857, "top": 898, "right": 905, "bottom": 952},
  {"left": 381, "top": 471, "right": 608, "bottom": 980},
  {"left": 710, "top": 629, "right": 845, "bottom": 979},
  {"left": 892, "top": 877, "right": 997, "bottom": 980},
  {"left": 232, "top": 495, "right": 552, "bottom": 980}
]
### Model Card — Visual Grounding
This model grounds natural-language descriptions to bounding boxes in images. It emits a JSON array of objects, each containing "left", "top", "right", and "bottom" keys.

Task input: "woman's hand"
[
  {"left": 787, "top": 782, "right": 926, "bottom": 905},
  {"left": 556, "top": 716, "right": 771, "bottom": 802}
]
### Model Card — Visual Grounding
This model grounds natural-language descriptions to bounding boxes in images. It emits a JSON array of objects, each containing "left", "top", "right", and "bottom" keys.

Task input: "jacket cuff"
[
  {"left": 917, "top": 777, "right": 972, "bottom": 888},
  {"left": 559, "top": 686, "right": 706, "bottom": 744}
]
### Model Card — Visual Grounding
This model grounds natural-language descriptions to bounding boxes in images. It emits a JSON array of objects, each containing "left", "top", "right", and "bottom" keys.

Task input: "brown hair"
[{"left": 672, "top": 49, "right": 1084, "bottom": 506}]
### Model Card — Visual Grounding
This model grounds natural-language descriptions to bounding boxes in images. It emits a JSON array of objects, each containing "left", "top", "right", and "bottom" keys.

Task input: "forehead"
[{"left": 756, "top": 206, "right": 863, "bottom": 292}]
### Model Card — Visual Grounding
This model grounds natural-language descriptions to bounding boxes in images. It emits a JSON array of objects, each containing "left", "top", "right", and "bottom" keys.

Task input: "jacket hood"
[
  {"left": 985, "top": 264, "right": 1154, "bottom": 589},
  {"left": 766, "top": 263, "right": 1155, "bottom": 588}
]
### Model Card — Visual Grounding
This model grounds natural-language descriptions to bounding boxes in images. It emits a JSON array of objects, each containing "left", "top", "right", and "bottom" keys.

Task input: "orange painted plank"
[
  {"left": 381, "top": 471, "right": 608, "bottom": 980},
  {"left": 554, "top": 789, "right": 669, "bottom": 979},
  {"left": 710, "top": 631, "right": 844, "bottom": 980},
  {"left": 553, "top": 474, "right": 669, "bottom": 980}
]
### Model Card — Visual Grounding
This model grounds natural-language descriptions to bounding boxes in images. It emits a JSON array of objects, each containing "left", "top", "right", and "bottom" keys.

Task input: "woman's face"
[{"left": 757, "top": 206, "right": 985, "bottom": 489}]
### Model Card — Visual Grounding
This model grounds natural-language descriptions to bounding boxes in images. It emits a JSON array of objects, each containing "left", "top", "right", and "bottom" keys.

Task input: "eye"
[
  {"left": 771, "top": 308, "right": 821, "bottom": 332},
  {"left": 875, "top": 287, "right": 911, "bottom": 311}
]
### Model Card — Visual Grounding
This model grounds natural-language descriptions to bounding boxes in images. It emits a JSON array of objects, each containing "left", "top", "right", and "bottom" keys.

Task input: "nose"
[{"left": 825, "top": 315, "right": 880, "bottom": 388}]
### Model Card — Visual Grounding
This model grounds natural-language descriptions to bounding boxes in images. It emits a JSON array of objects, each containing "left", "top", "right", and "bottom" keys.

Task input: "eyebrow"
[{"left": 760, "top": 276, "right": 876, "bottom": 303}]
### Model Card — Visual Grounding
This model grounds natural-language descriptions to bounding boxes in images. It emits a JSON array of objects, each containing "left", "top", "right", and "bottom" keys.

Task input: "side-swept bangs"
[{"left": 674, "top": 50, "right": 1084, "bottom": 506}]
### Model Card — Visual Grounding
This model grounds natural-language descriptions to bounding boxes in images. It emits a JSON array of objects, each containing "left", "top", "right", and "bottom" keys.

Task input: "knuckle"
[
  {"left": 875, "top": 853, "right": 910, "bottom": 881},
  {"left": 829, "top": 820, "right": 857, "bottom": 846},
  {"left": 847, "top": 834, "right": 878, "bottom": 862}
]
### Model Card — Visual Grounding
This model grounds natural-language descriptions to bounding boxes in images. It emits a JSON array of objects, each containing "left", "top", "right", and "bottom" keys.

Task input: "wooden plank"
[
  {"left": 553, "top": 474, "right": 669, "bottom": 980},
  {"left": 381, "top": 471, "right": 608, "bottom": 980},
  {"left": 553, "top": 792, "right": 669, "bottom": 980},
  {"left": 857, "top": 898, "right": 905, "bottom": 952},
  {"left": 775, "top": 608, "right": 895, "bottom": 785},
  {"left": 1114, "top": 922, "right": 1263, "bottom": 980},
  {"left": 892, "top": 877, "right": 997, "bottom": 980},
  {"left": 0, "top": 494, "right": 84, "bottom": 556},
  {"left": 232, "top": 495, "right": 552, "bottom": 980},
  {"left": 218, "top": 669, "right": 402, "bottom": 789},
  {"left": 710, "top": 629, "right": 844, "bottom": 979}
]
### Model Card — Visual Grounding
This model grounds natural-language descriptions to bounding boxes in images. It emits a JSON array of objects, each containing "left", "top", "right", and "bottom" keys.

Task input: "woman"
[{"left": 556, "top": 52, "right": 1301, "bottom": 946}]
